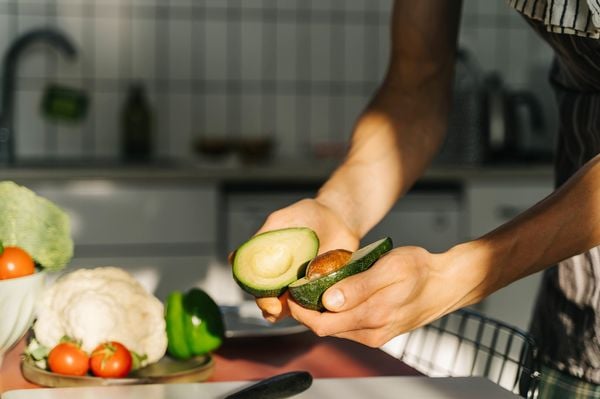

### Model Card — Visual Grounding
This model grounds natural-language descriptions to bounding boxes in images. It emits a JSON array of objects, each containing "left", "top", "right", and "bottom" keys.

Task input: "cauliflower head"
[{"left": 33, "top": 267, "right": 167, "bottom": 366}]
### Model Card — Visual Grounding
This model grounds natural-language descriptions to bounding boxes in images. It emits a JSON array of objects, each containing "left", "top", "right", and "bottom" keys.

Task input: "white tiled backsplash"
[{"left": 0, "top": 0, "right": 554, "bottom": 162}]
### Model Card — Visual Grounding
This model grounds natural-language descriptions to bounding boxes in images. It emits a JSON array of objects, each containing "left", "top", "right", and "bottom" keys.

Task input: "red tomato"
[
  {"left": 0, "top": 246, "right": 35, "bottom": 280},
  {"left": 48, "top": 342, "right": 90, "bottom": 376},
  {"left": 90, "top": 341, "right": 132, "bottom": 378}
]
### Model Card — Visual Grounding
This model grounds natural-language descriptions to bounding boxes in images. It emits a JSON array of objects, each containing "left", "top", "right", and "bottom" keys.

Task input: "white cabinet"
[
  {"left": 29, "top": 181, "right": 216, "bottom": 247},
  {"left": 224, "top": 189, "right": 463, "bottom": 254},
  {"left": 224, "top": 191, "right": 311, "bottom": 253},
  {"left": 465, "top": 177, "right": 554, "bottom": 329},
  {"left": 465, "top": 179, "right": 553, "bottom": 239},
  {"left": 28, "top": 180, "right": 218, "bottom": 300},
  {"left": 364, "top": 192, "right": 462, "bottom": 252}
]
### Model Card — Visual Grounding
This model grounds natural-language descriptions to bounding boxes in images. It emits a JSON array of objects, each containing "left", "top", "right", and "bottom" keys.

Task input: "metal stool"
[{"left": 383, "top": 308, "right": 540, "bottom": 398}]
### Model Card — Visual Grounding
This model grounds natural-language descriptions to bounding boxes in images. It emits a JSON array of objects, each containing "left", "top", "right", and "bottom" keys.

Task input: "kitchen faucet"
[{"left": 0, "top": 28, "right": 77, "bottom": 165}]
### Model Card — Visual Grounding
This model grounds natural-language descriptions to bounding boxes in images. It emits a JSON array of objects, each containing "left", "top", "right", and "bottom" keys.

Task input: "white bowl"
[{"left": 0, "top": 271, "right": 46, "bottom": 367}]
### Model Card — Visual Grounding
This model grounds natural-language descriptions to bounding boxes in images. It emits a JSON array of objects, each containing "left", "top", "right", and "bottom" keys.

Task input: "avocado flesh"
[
  {"left": 288, "top": 237, "right": 393, "bottom": 311},
  {"left": 232, "top": 227, "right": 319, "bottom": 297}
]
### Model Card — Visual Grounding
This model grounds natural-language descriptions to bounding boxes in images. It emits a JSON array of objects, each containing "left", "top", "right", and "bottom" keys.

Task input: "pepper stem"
[{"left": 0, "top": 241, "right": 4, "bottom": 255}]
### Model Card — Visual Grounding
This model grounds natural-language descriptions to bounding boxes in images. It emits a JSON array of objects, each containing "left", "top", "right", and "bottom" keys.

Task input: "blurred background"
[
  {"left": 0, "top": 0, "right": 557, "bottom": 162},
  {"left": 0, "top": 0, "right": 557, "bottom": 331}
]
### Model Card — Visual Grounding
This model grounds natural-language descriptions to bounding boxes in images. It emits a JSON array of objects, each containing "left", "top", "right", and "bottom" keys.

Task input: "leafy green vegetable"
[
  {"left": 0, "top": 181, "right": 73, "bottom": 270},
  {"left": 130, "top": 351, "right": 148, "bottom": 371},
  {"left": 24, "top": 338, "right": 50, "bottom": 370},
  {"left": 25, "top": 337, "right": 50, "bottom": 361}
]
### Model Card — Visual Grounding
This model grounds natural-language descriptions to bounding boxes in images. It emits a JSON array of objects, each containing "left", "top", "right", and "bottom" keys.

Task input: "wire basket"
[{"left": 384, "top": 308, "right": 540, "bottom": 398}]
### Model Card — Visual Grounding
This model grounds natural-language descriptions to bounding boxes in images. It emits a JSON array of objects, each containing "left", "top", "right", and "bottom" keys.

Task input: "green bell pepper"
[{"left": 165, "top": 288, "right": 225, "bottom": 360}]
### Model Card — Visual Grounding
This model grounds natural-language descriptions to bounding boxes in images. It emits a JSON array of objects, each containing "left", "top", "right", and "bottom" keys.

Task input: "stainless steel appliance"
[
  {"left": 481, "top": 73, "right": 549, "bottom": 163},
  {"left": 435, "top": 50, "right": 552, "bottom": 166},
  {"left": 435, "top": 50, "right": 486, "bottom": 166}
]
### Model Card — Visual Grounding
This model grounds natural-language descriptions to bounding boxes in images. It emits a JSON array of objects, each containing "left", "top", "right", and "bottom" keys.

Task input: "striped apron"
[{"left": 507, "top": 0, "right": 600, "bottom": 394}]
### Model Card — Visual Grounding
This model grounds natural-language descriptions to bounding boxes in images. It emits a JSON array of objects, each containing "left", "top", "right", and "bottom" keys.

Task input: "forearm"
[
  {"left": 446, "top": 154, "right": 600, "bottom": 308},
  {"left": 316, "top": 79, "right": 452, "bottom": 238},
  {"left": 316, "top": 0, "right": 463, "bottom": 238}
]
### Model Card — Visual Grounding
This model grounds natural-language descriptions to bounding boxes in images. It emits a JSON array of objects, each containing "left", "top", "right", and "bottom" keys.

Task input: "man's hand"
[
  {"left": 247, "top": 198, "right": 360, "bottom": 322},
  {"left": 287, "top": 244, "right": 486, "bottom": 347}
]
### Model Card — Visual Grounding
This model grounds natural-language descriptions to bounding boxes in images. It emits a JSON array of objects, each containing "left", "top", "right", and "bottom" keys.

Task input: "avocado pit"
[
  {"left": 288, "top": 237, "right": 393, "bottom": 311},
  {"left": 305, "top": 249, "right": 352, "bottom": 280}
]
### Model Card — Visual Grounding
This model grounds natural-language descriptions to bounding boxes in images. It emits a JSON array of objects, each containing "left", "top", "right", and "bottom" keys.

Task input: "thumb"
[
  {"left": 321, "top": 285, "right": 349, "bottom": 312},
  {"left": 322, "top": 270, "right": 387, "bottom": 312},
  {"left": 321, "top": 261, "right": 391, "bottom": 312}
]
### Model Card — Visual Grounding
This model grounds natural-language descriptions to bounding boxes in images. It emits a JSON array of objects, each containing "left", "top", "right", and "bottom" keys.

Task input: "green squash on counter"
[{"left": 0, "top": 181, "right": 73, "bottom": 270}]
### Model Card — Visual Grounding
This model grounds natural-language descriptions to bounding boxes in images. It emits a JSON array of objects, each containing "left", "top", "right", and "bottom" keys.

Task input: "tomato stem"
[
  {"left": 93, "top": 343, "right": 117, "bottom": 371},
  {"left": 59, "top": 335, "right": 82, "bottom": 347}
]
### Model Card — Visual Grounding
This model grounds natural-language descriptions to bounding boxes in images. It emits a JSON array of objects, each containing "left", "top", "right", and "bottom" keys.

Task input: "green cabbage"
[{"left": 0, "top": 181, "right": 73, "bottom": 271}]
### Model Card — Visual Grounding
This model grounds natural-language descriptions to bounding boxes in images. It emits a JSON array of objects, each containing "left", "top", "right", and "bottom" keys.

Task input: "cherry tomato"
[
  {"left": 48, "top": 342, "right": 90, "bottom": 376},
  {"left": 90, "top": 341, "right": 132, "bottom": 378},
  {"left": 0, "top": 246, "right": 35, "bottom": 280}
]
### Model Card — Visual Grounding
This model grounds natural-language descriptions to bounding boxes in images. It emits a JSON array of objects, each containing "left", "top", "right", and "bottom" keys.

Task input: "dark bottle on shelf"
[{"left": 121, "top": 84, "right": 152, "bottom": 162}]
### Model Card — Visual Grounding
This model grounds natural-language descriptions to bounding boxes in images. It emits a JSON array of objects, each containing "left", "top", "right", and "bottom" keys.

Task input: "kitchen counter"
[
  {"left": 0, "top": 158, "right": 554, "bottom": 184},
  {"left": 0, "top": 333, "right": 420, "bottom": 395}
]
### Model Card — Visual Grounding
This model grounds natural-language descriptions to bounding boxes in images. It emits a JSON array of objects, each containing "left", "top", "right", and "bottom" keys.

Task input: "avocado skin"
[
  {"left": 232, "top": 227, "right": 319, "bottom": 298},
  {"left": 288, "top": 237, "right": 393, "bottom": 311},
  {"left": 232, "top": 273, "right": 288, "bottom": 298}
]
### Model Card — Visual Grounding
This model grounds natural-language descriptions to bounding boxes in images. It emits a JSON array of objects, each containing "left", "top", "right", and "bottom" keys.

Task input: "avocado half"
[
  {"left": 288, "top": 237, "right": 393, "bottom": 311},
  {"left": 232, "top": 227, "right": 319, "bottom": 297}
]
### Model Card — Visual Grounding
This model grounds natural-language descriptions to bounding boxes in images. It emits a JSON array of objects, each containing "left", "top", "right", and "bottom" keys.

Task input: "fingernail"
[
  {"left": 265, "top": 316, "right": 276, "bottom": 323},
  {"left": 325, "top": 289, "right": 345, "bottom": 310}
]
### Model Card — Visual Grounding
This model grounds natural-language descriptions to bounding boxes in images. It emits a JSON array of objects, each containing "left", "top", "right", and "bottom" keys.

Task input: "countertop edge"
[{"left": 0, "top": 161, "right": 555, "bottom": 183}]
